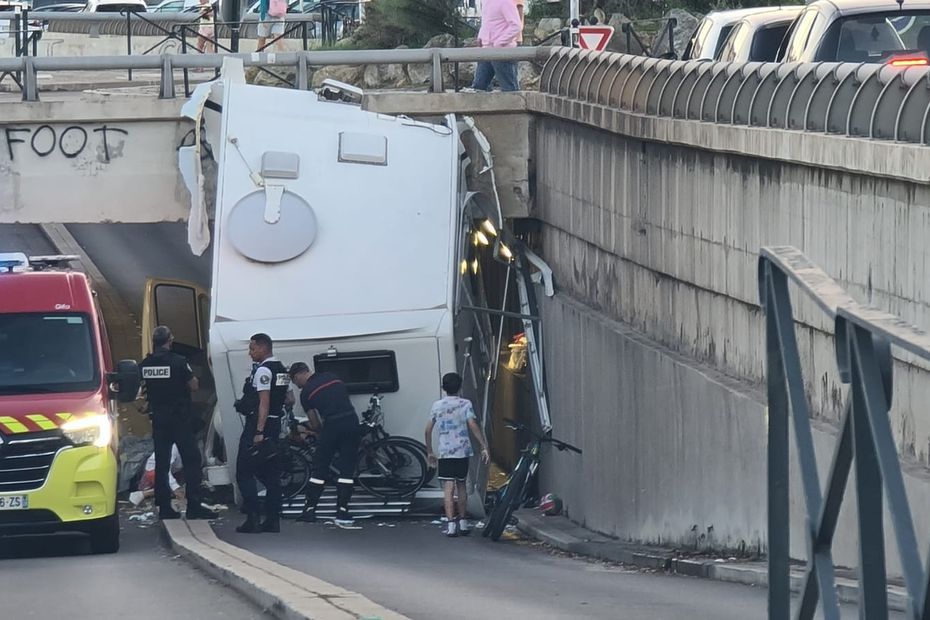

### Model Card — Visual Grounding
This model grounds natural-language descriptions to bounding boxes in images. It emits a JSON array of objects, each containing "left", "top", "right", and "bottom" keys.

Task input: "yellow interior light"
[
  {"left": 474, "top": 230, "right": 490, "bottom": 246},
  {"left": 471, "top": 258, "right": 479, "bottom": 274},
  {"left": 460, "top": 259, "right": 468, "bottom": 275},
  {"left": 481, "top": 219, "right": 498, "bottom": 237},
  {"left": 499, "top": 242, "right": 514, "bottom": 261}
]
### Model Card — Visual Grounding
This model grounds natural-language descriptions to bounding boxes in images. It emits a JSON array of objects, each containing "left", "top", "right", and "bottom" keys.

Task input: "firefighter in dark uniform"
[
  {"left": 234, "top": 333, "right": 289, "bottom": 534},
  {"left": 288, "top": 361, "right": 361, "bottom": 528},
  {"left": 139, "top": 325, "right": 217, "bottom": 521}
]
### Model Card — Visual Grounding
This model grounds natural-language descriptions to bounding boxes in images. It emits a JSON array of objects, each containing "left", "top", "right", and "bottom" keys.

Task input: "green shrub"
[{"left": 351, "top": 0, "right": 473, "bottom": 49}]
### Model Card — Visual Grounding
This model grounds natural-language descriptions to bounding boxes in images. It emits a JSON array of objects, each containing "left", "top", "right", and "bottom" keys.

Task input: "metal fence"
[
  {"left": 0, "top": 46, "right": 548, "bottom": 100},
  {"left": 538, "top": 46, "right": 930, "bottom": 145},
  {"left": 760, "top": 246, "right": 930, "bottom": 619}
]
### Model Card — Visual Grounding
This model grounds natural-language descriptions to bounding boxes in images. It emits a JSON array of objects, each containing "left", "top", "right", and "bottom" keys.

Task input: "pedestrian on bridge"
[
  {"left": 234, "top": 333, "right": 289, "bottom": 534},
  {"left": 471, "top": 0, "right": 523, "bottom": 92},
  {"left": 425, "top": 373, "right": 490, "bottom": 537},
  {"left": 139, "top": 325, "right": 217, "bottom": 521}
]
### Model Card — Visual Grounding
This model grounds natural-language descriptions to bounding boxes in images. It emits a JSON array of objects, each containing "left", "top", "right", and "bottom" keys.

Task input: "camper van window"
[{"left": 313, "top": 350, "right": 399, "bottom": 394}]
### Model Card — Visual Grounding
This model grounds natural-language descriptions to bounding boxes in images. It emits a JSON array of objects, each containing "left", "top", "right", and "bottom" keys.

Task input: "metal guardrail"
[
  {"left": 539, "top": 47, "right": 930, "bottom": 145},
  {"left": 759, "top": 246, "right": 930, "bottom": 619},
  {"left": 0, "top": 46, "right": 549, "bottom": 100}
]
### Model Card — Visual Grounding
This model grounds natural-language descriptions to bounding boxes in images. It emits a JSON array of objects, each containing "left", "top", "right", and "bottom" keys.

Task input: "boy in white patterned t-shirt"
[{"left": 425, "top": 372, "right": 490, "bottom": 537}]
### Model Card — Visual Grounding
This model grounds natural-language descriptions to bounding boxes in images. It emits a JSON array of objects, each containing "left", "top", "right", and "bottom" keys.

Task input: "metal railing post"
[
  {"left": 159, "top": 55, "right": 175, "bottom": 99},
  {"left": 847, "top": 330, "right": 889, "bottom": 619},
  {"left": 181, "top": 26, "right": 190, "bottom": 97},
  {"left": 301, "top": 20, "right": 308, "bottom": 51},
  {"left": 21, "top": 56, "right": 38, "bottom": 102},
  {"left": 21, "top": 9, "right": 29, "bottom": 58},
  {"left": 430, "top": 49, "right": 442, "bottom": 93},
  {"left": 762, "top": 262, "right": 791, "bottom": 620},
  {"left": 125, "top": 10, "right": 133, "bottom": 81},
  {"left": 296, "top": 53, "right": 309, "bottom": 90},
  {"left": 668, "top": 18, "right": 677, "bottom": 58}
]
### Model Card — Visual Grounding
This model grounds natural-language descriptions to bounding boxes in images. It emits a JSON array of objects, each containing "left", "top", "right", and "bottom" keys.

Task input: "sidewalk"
[
  {"left": 514, "top": 510, "right": 910, "bottom": 613},
  {"left": 0, "top": 69, "right": 213, "bottom": 95}
]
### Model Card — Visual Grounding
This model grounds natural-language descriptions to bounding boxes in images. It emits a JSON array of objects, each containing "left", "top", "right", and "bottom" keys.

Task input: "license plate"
[{"left": 0, "top": 495, "right": 28, "bottom": 510}]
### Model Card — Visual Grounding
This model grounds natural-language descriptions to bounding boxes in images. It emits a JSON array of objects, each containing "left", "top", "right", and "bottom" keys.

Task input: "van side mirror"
[{"left": 108, "top": 359, "right": 140, "bottom": 403}]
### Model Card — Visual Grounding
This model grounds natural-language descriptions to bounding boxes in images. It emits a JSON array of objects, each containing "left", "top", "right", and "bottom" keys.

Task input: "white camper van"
[
  {"left": 147, "top": 66, "right": 553, "bottom": 517},
  {"left": 206, "top": 83, "right": 461, "bottom": 502}
]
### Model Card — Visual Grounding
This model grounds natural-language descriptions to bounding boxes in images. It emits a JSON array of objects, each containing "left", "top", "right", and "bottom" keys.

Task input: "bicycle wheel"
[
  {"left": 388, "top": 436, "right": 435, "bottom": 485},
  {"left": 484, "top": 457, "right": 531, "bottom": 541},
  {"left": 356, "top": 438, "right": 429, "bottom": 499},
  {"left": 280, "top": 443, "right": 311, "bottom": 501}
]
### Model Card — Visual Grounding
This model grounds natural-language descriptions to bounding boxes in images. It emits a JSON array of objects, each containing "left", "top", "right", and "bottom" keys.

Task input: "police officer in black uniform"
[
  {"left": 288, "top": 361, "right": 361, "bottom": 528},
  {"left": 139, "top": 326, "right": 217, "bottom": 521},
  {"left": 235, "top": 333, "right": 289, "bottom": 534}
]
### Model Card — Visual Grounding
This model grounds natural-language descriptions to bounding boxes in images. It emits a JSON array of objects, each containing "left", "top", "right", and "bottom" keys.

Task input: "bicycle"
[
  {"left": 482, "top": 418, "right": 582, "bottom": 541},
  {"left": 279, "top": 393, "right": 430, "bottom": 501}
]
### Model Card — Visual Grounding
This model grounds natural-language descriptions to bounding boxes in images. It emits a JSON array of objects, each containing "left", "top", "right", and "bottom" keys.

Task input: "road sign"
[{"left": 577, "top": 25, "right": 614, "bottom": 52}]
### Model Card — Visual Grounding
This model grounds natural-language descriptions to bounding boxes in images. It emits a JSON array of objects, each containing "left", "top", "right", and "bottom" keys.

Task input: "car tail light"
[{"left": 888, "top": 55, "right": 930, "bottom": 67}]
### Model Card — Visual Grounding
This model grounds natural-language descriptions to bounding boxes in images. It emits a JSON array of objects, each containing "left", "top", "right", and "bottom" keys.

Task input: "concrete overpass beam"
[{"left": 0, "top": 96, "right": 192, "bottom": 224}]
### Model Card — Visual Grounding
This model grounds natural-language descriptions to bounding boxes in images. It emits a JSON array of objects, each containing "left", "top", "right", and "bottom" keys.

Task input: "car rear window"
[
  {"left": 820, "top": 11, "right": 930, "bottom": 62},
  {"left": 751, "top": 23, "right": 792, "bottom": 62}
]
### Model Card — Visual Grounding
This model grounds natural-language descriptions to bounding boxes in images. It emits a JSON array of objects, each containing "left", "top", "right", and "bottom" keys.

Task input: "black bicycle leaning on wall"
[{"left": 482, "top": 418, "right": 582, "bottom": 541}]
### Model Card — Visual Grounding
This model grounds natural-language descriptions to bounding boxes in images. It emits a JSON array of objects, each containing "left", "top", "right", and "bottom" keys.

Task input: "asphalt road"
[
  {"left": 0, "top": 224, "right": 58, "bottom": 256},
  {"left": 214, "top": 517, "right": 891, "bottom": 620},
  {"left": 0, "top": 223, "right": 210, "bottom": 320},
  {"left": 67, "top": 223, "right": 212, "bottom": 319},
  {"left": 0, "top": 512, "right": 268, "bottom": 620}
]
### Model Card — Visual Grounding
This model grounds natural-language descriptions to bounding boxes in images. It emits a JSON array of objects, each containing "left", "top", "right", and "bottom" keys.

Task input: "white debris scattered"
[{"left": 129, "top": 512, "right": 155, "bottom": 522}]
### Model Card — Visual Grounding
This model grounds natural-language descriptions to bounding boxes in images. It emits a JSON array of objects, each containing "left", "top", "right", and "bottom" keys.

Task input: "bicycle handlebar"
[{"left": 502, "top": 418, "right": 582, "bottom": 455}]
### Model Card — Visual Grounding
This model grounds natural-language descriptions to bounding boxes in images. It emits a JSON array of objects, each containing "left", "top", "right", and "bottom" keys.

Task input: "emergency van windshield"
[{"left": 0, "top": 313, "right": 99, "bottom": 395}]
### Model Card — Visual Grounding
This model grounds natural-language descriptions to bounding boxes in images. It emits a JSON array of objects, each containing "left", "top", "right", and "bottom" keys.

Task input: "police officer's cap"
[{"left": 152, "top": 325, "right": 173, "bottom": 348}]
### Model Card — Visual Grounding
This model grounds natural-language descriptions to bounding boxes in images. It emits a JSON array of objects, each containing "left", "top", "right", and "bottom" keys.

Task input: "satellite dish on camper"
[{"left": 226, "top": 190, "right": 318, "bottom": 263}]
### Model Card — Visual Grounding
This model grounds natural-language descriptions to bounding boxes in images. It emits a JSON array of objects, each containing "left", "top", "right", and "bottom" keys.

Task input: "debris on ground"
[{"left": 128, "top": 512, "right": 155, "bottom": 523}]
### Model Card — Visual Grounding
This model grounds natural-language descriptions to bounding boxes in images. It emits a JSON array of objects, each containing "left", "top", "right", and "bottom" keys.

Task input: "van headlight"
[{"left": 62, "top": 414, "right": 112, "bottom": 448}]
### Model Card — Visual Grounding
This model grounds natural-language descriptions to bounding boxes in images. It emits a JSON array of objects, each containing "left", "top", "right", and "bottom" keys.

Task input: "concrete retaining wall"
[
  {"left": 530, "top": 103, "right": 930, "bottom": 573},
  {"left": 537, "top": 292, "right": 930, "bottom": 574}
]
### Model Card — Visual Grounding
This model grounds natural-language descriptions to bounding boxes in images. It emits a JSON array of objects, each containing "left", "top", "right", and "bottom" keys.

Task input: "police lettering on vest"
[
  {"left": 139, "top": 349, "right": 193, "bottom": 415},
  {"left": 142, "top": 366, "right": 172, "bottom": 379}
]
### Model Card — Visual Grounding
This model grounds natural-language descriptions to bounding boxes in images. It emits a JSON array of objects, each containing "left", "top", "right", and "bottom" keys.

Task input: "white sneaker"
[
  {"left": 458, "top": 519, "right": 471, "bottom": 536},
  {"left": 444, "top": 520, "right": 459, "bottom": 537}
]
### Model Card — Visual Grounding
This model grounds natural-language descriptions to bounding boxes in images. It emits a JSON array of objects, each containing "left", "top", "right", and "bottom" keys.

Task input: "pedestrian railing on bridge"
[
  {"left": 760, "top": 246, "right": 930, "bottom": 619},
  {"left": 538, "top": 47, "right": 930, "bottom": 145},
  {"left": 0, "top": 46, "right": 547, "bottom": 101}
]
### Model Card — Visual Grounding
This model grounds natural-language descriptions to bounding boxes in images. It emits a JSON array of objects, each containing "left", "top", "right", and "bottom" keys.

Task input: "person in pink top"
[{"left": 471, "top": 0, "right": 523, "bottom": 92}]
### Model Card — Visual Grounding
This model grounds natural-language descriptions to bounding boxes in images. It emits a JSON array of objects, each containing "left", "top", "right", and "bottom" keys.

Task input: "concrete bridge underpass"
[{"left": 4, "top": 46, "right": 930, "bottom": 617}]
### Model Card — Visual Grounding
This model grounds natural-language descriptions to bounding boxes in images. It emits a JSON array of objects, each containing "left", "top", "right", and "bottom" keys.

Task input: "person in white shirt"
[{"left": 133, "top": 444, "right": 185, "bottom": 504}]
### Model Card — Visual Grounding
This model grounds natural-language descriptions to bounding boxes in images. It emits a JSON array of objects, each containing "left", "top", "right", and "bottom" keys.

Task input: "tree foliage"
[{"left": 351, "top": 0, "right": 473, "bottom": 49}]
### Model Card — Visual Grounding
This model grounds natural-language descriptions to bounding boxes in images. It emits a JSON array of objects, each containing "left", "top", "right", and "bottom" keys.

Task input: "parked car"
[
  {"left": 682, "top": 7, "right": 780, "bottom": 60},
  {"left": 716, "top": 6, "right": 803, "bottom": 63},
  {"left": 83, "top": 0, "right": 146, "bottom": 12},
  {"left": 778, "top": 0, "right": 930, "bottom": 64},
  {"left": 35, "top": 2, "right": 83, "bottom": 9}
]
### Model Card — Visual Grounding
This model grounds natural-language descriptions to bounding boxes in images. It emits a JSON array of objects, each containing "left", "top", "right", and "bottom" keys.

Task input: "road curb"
[
  {"left": 515, "top": 513, "right": 909, "bottom": 612},
  {"left": 163, "top": 519, "right": 410, "bottom": 620}
]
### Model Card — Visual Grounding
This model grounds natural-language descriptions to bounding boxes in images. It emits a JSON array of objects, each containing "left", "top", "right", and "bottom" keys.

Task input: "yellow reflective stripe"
[
  {"left": 26, "top": 414, "right": 58, "bottom": 430},
  {"left": 55, "top": 413, "right": 73, "bottom": 422},
  {"left": 0, "top": 416, "right": 29, "bottom": 434}
]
